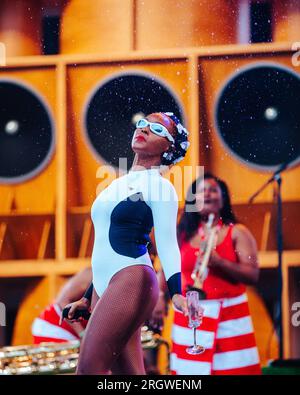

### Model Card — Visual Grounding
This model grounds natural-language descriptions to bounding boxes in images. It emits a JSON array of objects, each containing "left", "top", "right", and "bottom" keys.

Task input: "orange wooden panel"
[
  {"left": 61, "top": 0, "right": 133, "bottom": 54},
  {"left": 136, "top": 0, "right": 238, "bottom": 50},
  {"left": 0, "top": 0, "right": 43, "bottom": 56},
  {"left": 66, "top": 60, "right": 195, "bottom": 210},
  {"left": 0, "top": 214, "right": 55, "bottom": 260},
  {"left": 11, "top": 275, "right": 67, "bottom": 346},
  {"left": 67, "top": 213, "right": 94, "bottom": 258},
  {"left": 198, "top": 53, "right": 300, "bottom": 203},
  {"left": 0, "top": 67, "right": 57, "bottom": 212},
  {"left": 273, "top": 0, "right": 300, "bottom": 42},
  {"left": 233, "top": 201, "right": 300, "bottom": 251},
  {"left": 247, "top": 286, "right": 279, "bottom": 366}
]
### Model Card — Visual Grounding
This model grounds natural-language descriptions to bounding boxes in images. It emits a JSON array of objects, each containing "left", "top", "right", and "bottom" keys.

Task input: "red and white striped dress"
[
  {"left": 31, "top": 303, "right": 85, "bottom": 344},
  {"left": 171, "top": 223, "right": 261, "bottom": 375}
]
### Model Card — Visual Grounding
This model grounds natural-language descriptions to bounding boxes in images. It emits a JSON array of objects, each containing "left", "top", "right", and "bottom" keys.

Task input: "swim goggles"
[{"left": 135, "top": 118, "right": 175, "bottom": 143}]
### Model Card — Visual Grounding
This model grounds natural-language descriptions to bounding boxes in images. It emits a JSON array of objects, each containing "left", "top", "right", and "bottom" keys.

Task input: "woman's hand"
[
  {"left": 59, "top": 297, "right": 90, "bottom": 325},
  {"left": 149, "top": 292, "right": 168, "bottom": 330},
  {"left": 171, "top": 294, "right": 189, "bottom": 316},
  {"left": 207, "top": 249, "right": 222, "bottom": 268}
]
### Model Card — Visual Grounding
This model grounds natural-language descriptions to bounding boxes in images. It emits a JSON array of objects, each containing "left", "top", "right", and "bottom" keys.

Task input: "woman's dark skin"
[
  {"left": 58, "top": 268, "right": 92, "bottom": 331},
  {"left": 150, "top": 177, "right": 259, "bottom": 329},
  {"left": 64, "top": 112, "right": 188, "bottom": 322},
  {"left": 194, "top": 177, "right": 259, "bottom": 284},
  {"left": 131, "top": 112, "right": 176, "bottom": 169}
]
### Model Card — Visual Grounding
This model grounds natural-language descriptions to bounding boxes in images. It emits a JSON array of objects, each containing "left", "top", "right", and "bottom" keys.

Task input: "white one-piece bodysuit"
[{"left": 90, "top": 167, "right": 181, "bottom": 298}]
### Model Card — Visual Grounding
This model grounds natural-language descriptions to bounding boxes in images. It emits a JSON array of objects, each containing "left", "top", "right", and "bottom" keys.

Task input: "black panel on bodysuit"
[{"left": 109, "top": 192, "right": 154, "bottom": 258}]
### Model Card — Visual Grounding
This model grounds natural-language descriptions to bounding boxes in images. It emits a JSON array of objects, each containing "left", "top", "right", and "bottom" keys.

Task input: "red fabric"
[
  {"left": 214, "top": 333, "right": 258, "bottom": 353},
  {"left": 33, "top": 336, "right": 72, "bottom": 344},
  {"left": 174, "top": 309, "right": 219, "bottom": 333},
  {"left": 220, "top": 301, "right": 250, "bottom": 321},
  {"left": 172, "top": 342, "right": 215, "bottom": 362},
  {"left": 172, "top": 302, "right": 262, "bottom": 375},
  {"left": 181, "top": 224, "right": 246, "bottom": 299},
  {"left": 39, "top": 303, "right": 81, "bottom": 337},
  {"left": 33, "top": 303, "right": 87, "bottom": 344},
  {"left": 172, "top": 225, "right": 261, "bottom": 375}
]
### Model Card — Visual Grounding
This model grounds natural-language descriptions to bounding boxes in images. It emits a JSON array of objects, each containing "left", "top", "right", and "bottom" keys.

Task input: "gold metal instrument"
[
  {"left": 0, "top": 327, "right": 170, "bottom": 375},
  {"left": 0, "top": 341, "right": 80, "bottom": 375},
  {"left": 187, "top": 213, "right": 219, "bottom": 299}
]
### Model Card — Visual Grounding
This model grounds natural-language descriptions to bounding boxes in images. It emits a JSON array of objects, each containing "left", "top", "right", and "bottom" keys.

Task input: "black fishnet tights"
[{"left": 76, "top": 265, "right": 159, "bottom": 375}]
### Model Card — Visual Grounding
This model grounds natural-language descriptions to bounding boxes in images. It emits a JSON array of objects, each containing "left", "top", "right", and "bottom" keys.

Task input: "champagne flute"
[{"left": 186, "top": 290, "right": 205, "bottom": 355}]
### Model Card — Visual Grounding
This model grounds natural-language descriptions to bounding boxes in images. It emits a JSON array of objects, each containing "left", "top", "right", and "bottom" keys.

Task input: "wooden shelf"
[
  {"left": 0, "top": 214, "right": 55, "bottom": 260},
  {"left": 67, "top": 211, "right": 94, "bottom": 258},
  {"left": 0, "top": 211, "right": 55, "bottom": 217},
  {"left": 68, "top": 206, "right": 91, "bottom": 215},
  {"left": 0, "top": 259, "right": 90, "bottom": 278},
  {"left": 4, "top": 42, "right": 294, "bottom": 68},
  {"left": 258, "top": 250, "right": 300, "bottom": 269},
  {"left": 0, "top": 251, "right": 299, "bottom": 278}
]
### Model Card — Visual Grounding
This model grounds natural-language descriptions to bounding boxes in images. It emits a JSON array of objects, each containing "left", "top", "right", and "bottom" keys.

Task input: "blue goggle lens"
[
  {"left": 136, "top": 119, "right": 148, "bottom": 128},
  {"left": 135, "top": 118, "right": 174, "bottom": 143},
  {"left": 136, "top": 119, "right": 164, "bottom": 134}
]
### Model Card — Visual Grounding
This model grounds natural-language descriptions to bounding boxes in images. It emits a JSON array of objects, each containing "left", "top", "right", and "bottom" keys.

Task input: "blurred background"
[{"left": 0, "top": 0, "right": 300, "bottom": 374}]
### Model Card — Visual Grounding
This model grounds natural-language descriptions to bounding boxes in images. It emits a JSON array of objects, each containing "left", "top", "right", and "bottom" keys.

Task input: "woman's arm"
[
  {"left": 56, "top": 267, "right": 92, "bottom": 307},
  {"left": 147, "top": 177, "right": 181, "bottom": 297},
  {"left": 149, "top": 269, "right": 169, "bottom": 330},
  {"left": 147, "top": 177, "right": 187, "bottom": 315},
  {"left": 82, "top": 282, "right": 93, "bottom": 303},
  {"left": 209, "top": 224, "right": 259, "bottom": 285},
  {"left": 60, "top": 281, "right": 93, "bottom": 324},
  {"left": 157, "top": 269, "right": 168, "bottom": 298}
]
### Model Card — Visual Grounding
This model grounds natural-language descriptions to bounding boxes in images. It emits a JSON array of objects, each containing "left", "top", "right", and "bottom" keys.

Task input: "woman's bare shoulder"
[{"left": 231, "top": 223, "right": 254, "bottom": 240}]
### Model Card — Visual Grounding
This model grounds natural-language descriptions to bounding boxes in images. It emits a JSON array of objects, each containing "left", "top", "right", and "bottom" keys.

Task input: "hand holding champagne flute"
[{"left": 186, "top": 290, "right": 205, "bottom": 355}]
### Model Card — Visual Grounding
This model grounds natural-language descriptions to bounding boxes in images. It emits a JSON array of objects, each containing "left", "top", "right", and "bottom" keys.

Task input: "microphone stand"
[{"left": 248, "top": 162, "right": 289, "bottom": 362}]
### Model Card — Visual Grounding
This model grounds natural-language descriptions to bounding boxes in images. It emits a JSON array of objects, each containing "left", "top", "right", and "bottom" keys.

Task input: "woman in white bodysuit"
[{"left": 63, "top": 112, "right": 190, "bottom": 375}]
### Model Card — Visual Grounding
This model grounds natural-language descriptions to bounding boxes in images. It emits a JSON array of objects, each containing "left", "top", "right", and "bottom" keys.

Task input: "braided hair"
[{"left": 160, "top": 112, "right": 190, "bottom": 165}]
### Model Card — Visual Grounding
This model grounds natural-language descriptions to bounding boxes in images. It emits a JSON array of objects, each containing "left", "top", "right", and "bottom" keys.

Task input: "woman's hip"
[{"left": 92, "top": 262, "right": 158, "bottom": 299}]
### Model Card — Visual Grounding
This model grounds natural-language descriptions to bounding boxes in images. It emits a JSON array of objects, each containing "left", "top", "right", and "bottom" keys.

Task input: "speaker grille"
[
  {"left": 0, "top": 80, "right": 55, "bottom": 184},
  {"left": 84, "top": 73, "right": 184, "bottom": 169},
  {"left": 215, "top": 63, "right": 300, "bottom": 171}
]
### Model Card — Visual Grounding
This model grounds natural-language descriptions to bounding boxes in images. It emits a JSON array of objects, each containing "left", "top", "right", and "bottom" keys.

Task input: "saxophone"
[{"left": 0, "top": 329, "right": 171, "bottom": 375}]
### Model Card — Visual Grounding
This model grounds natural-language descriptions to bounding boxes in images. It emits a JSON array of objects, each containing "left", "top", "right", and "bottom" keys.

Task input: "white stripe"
[
  {"left": 221, "top": 293, "right": 248, "bottom": 308},
  {"left": 171, "top": 353, "right": 211, "bottom": 375},
  {"left": 174, "top": 294, "right": 247, "bottom": 316},
  {"left": 199, "top": 300, "right": 222, "bottom": 319},
  {"left": 31, "top": 318, "right": 78, "bottom": 341},
  {"left": 52, "top": 303, "right": 62, "bottom": 317},
  {"left": 172, "top": 324, "right": 215, "bottom": 349},
  {"left": 216, "top": 316, "right": 254, "bottom": 339},
  {"left": 213, "top": 347, "right": 260, "bottom": 370}
]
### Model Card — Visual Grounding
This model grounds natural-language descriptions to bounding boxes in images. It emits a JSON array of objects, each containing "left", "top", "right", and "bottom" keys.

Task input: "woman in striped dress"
[
  {"left": 32, "top": 268, "right": 91, "bottom": 343},
  {"left": 152, "top": 173, "right": 261, "bottom": 375}
]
